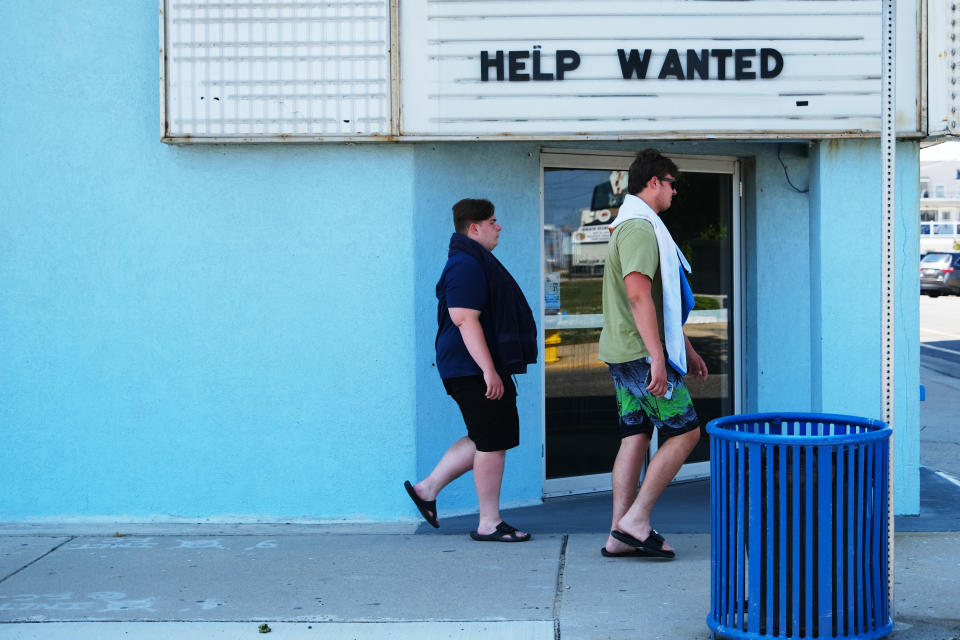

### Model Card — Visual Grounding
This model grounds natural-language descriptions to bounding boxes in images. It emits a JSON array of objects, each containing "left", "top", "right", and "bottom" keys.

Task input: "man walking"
[
  {"left": 599, "top": 149, "right": 709, "bottom": 559},
  {"left": 405, "top": 198, "right": 537, "bottom": 542}
]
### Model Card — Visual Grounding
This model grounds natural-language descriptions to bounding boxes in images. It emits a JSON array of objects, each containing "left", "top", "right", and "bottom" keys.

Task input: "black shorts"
[{"left": 442, "top": 374, "right": 519, "bottom": 452}]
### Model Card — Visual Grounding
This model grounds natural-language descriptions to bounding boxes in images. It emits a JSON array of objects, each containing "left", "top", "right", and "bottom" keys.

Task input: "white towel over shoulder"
[{"left": 609, "top": 194, "right": 693, "bottom": 375}]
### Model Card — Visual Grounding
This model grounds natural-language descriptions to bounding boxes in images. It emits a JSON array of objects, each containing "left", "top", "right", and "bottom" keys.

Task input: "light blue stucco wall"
[
  {"left": 3, "top": 143, "right": 420, "bottom": 520},
  {"left": 895, "top": 144, "right": 922, "bottom": 515},
  {"left": 1, "top": 3, "right": 920, "bottom": 519},
  {"left": 1, "top": 1, "right": 421, "bottom": 520},
  {"left": 747, "top": 145, "right": 814, "bottom": 410},
  {"left": 808, "top": 140, "right": 920, "bottom": 513}
]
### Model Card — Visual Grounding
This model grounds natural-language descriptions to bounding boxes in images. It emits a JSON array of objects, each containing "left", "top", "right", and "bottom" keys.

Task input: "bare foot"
[{"left": 414, "top": 481, "right": 437, "bottom": 503}]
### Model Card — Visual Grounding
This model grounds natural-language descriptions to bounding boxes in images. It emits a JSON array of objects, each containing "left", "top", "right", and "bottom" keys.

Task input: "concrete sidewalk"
[{"left": 2, "top": 486, "right": 959, "bottom": 639}]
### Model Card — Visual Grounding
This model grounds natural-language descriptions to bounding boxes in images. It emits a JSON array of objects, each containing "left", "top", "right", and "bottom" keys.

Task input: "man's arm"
[
  {"left": 684, "top": 333, "right": 709, "bottom": 381},
  {"left": 623, "top": 271, "right": 669, "bottom": 397},
  {"left": 448, "top": 307, "right": 504, "bottom": 400}
]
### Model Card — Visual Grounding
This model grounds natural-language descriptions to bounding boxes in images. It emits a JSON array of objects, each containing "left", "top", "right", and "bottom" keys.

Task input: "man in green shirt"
[{"left": 599, "top": 149, "right": 709, "bottom": 559}]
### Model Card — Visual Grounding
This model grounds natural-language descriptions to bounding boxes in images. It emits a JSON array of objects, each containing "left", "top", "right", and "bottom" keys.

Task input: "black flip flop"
[
  {"left": 469, "top": 521, "right": 531, "bottom": 542},
  {"left": 404, "top": 480, "right": 439, "bottom": 528},
  {"left": 600, "top": 546, "right": 656, "bottom": 558},
  {"left": 611, "top": 528, "right": 675, "bottom": 559}
]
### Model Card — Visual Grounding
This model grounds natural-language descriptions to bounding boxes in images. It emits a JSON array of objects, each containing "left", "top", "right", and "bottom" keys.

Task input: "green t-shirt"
[{"left": 598, "top": 219, "right": 664, "bottom": 364}]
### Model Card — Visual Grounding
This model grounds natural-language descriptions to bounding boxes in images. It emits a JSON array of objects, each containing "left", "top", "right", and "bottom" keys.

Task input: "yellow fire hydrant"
[{"left": 544, "top": 330, "right": 561, "bottom": 363}]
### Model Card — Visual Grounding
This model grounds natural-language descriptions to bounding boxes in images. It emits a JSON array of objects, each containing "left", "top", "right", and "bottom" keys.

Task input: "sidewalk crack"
[
  {"left": 552, "top": 534, "right": 568, "bottom": 640},
  {"left": 0, "top": 536, "right": 76, "bottom": 584}
]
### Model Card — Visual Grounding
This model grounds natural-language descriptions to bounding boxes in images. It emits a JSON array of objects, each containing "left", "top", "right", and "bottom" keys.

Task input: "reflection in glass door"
[{"left": 542, "top": 152, "right": 740, "bottom": 496}]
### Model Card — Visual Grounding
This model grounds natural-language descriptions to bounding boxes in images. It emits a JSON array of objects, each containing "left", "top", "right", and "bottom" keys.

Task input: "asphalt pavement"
[{"left": 920, "top": 295, "right": 960, "bottom": 379}]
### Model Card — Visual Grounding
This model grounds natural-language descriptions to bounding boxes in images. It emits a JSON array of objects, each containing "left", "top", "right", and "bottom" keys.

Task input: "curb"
[{"left": 0, "top": 621, "right": 554, "bottom": 640}]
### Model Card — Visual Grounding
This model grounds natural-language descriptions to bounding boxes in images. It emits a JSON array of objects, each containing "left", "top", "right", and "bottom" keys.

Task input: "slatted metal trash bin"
[{"left": 706, "top": 413, "right": 893, "bottom": 640}]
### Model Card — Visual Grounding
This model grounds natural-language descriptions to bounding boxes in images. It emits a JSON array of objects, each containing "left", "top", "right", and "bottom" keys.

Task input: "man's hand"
[
  {"left": 482, "top": 369, "right": 504, "bottom": 400},
  {"left": 646, "top": 358, "right": 670, "bottom": 398}
]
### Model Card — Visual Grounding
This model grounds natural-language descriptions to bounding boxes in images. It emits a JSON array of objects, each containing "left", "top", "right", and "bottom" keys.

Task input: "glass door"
[{"left": 541, "top": 150, "right": 741, "bottom": 496}]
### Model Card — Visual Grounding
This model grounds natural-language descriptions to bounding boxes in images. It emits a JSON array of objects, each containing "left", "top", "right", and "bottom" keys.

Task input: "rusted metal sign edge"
[{"left": 161, "top": 130, "right": 926, "bottom": 145}]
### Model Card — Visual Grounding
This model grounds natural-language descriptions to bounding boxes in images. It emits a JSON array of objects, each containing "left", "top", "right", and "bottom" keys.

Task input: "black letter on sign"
[
  {"left": 734, "top": 49, "right": 756, "bottom": 80},
  {"left": 711, "top": 49, "right": 732, "bottom": 80},
  {"left": 686, "top": 49, "right": 709, "bottom": 80},
  {"left": 556, "top": 50, "right": 580, "bottom": 80},
  {"left": 532, "top": 47, "right": 554, "bottom": 81},
  {"left": 658, "top": 49, "right": 684, "bottom": 80},
  {"left": 617, "top": 49, "right": 651, "bottom": 79},
  {"left": 509, "top": 51, "right": 530, "bottom": 81},
  {"left": 760, "top": 48, "right": 784, "bottom": 79},
  {"left": 481, "top": 51, "right": 504, "bottom": 81}
]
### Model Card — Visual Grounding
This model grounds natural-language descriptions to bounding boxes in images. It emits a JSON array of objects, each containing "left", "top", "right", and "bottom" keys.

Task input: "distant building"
[{"left": 920, "top": 159, "right": 960, "bottom": 252}]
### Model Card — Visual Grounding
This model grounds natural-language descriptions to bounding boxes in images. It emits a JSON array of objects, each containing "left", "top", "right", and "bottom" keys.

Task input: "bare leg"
[
  {"left": 616, "top": 427, "right": 701, "bottom": 553},
  {"left": 414, "top": 436, "right": 476, "bottom": 505},
  {"left": 473, "top": 449, "right": 505, "bottom": 534},
  {"left": 605, "top": 433, "right": 651, "bottom": 553}
]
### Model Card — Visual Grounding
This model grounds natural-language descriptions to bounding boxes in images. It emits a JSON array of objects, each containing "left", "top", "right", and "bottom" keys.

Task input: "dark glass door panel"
[{"left": 544, "top": 165, "right": 734, "bottom": 480}]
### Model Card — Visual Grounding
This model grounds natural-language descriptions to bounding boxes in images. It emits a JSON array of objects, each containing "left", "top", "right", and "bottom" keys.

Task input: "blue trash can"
[{"left": 706, "top": 413, "right": 893, "bottom": 640}]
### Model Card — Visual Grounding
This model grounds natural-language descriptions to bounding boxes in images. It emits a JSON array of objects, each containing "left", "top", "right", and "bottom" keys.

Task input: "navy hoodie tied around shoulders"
[{"left": 437, "top": 233, "right": 538, "bottom": 375}]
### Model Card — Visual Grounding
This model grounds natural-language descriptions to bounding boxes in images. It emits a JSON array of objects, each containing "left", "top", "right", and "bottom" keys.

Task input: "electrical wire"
[{"left": 777, "top": 143, "right": 809, "bottom": 193}]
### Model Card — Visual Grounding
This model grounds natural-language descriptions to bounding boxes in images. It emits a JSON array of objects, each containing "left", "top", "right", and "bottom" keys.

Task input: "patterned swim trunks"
[{"left": 606, "top": 357, "right": 700, "bottom": 439}]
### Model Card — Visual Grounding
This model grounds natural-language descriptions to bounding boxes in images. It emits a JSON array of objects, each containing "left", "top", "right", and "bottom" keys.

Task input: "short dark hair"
[
  {"left": 453, "top": 198, "right": 495, "bottom": 234},
  {"left": 627, "top": 148, "right": 679, "bottom": 195}
]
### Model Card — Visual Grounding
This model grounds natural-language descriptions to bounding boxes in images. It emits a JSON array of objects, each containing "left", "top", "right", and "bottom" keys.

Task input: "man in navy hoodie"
[{"left": 405, "top": 198, "right": 537, "bottom": 542}]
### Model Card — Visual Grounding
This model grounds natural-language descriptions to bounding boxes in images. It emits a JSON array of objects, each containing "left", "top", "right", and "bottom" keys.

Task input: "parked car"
[{"left": 920, "top": 251, "right": 960, "bottom": 297}]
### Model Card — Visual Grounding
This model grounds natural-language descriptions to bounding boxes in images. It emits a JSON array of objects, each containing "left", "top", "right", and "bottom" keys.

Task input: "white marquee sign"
[
  {"left": 399, "top": 0, "right": 920, "bottom": 138},
  {"left": 162, "top": 0, "right": 392, "bottom": 139},
  {"left": 161, "top": 0, "right": 933, "bottom": 141}
]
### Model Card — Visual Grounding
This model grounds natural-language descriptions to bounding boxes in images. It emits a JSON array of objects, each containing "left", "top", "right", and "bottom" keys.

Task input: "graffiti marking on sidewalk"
[
  {"left": 243, "top": 540, "right": 278, "bottom": 550},
  {"left": 89, "top": 592, "right": 157, "bottom": 612},
  {"left": 172, "top": 540, "right": 226, "bottom": 550},
  {"left": 65, "top": 537, "right": 160, "bottom": 550},
  {"left": 0, "top": 593, "right": 94, "bottom": 612},
  {"left": 0, "top": 592, "right": 155, "bottom": 613},
  {"left": 58, "top": 536, "right": 281, "bottom": 553}
]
